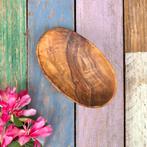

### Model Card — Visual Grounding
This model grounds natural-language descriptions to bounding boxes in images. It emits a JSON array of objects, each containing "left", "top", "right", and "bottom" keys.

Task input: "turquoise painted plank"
[
  {"left": 28, "top": 0, "right": 74, "bottom": 146},
  {"left": 0, "top": 0, "right": 26, "bottom": 90}
]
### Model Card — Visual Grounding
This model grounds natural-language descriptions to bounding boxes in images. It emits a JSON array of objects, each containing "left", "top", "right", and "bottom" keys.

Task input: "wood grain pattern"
[
  {"left": 125, "top": 0, "right": 147, "bottom": 52},
  {"left": 126, "top": 53, "right": 147, "bottom": 147},
  {"left": 76, "top": 0, "right": 124, "bottom": 146},
  {"left": 0, "top": 0, "right": 26, "bottom": 90},
  {"left": 37, "top": 27, "right": 116, "bottom": 107},
  {"left": 28, "top": 0, "right": 74, "bottom": 146},
  {"left": 125, "top": 0, "right": 147, "bottom": 146}
]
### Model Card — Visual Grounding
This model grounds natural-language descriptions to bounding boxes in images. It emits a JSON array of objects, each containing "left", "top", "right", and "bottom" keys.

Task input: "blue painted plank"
[{"left": 28, "top": 0, "right": 74, "bottom": 146}]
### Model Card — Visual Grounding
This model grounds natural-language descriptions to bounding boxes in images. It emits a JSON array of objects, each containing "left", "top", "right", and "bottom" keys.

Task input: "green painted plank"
[
  {"left": 28, "top": 0, "right": 74, "bottom": 146},
  {"left": 0, "top": 0, "right": 26, "bottom": 90}
]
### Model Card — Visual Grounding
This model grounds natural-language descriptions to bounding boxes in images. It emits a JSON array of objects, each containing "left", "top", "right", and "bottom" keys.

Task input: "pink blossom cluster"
[{"left": 0, "top": 87, "right": 52, "bottom": 147}]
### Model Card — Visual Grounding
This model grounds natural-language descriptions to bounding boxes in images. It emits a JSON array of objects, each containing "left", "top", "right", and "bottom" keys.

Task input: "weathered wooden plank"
[
  {"left": 125, "top": 0, "right": 147, "bottom": 146},
  {"left": 125, "top": 0, "right": 147, "bottom": 52},
  {"left": 0, "top": 0, "right": 26, "bottom": 90},
  {"left": 76, "top": 0, "right": 124, "bottom": 147},
  {"left": 28, "top": 0, "right": 74, "bottom": 146},
  {"left": 126, "top": 53, "right": 147, "bottom": 147}
]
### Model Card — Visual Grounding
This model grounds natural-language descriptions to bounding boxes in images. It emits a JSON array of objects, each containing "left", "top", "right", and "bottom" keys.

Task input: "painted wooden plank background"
[
  {"left": 125, "top": 0, "right": 147, "bottom": 53},
  {"left": 76, "top": 0, "right": 124, "bottom": 147},
  {"left": 126, "top": 53, "right": 147, "bottom": 147},
  {"left": 28, "top": 0, "right": 75, "bottom": 146},
  {"left": 0, "top": 0, "right": 26, "bottom": 90},
  {"left": 125, "top": 0, "right": 147, "bottom": 146},
  {"left": 1, "top": 0, "right": 147, "bottom": 147}
]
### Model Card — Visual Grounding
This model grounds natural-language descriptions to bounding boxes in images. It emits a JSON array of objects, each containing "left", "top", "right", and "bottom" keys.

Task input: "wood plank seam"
[{"left": 125, "top": 0, "right": 147, "bottom": 146}]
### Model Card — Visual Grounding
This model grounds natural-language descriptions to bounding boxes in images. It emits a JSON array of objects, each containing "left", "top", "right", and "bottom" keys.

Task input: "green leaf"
[
  {"left": 8, "top": 141, "right": 21, "bottom": 147},
  {"left": 13, "top": 115, "right": 23, "bottom": 127},
  {"left": 6, "top": 121, "right": 12, "bottom": 127},
  {"left": 23, "top": 139, "right": 34, "bottom": 147},
  {"left": 19, "top": 117, "right": 29, "bottom": 122}
]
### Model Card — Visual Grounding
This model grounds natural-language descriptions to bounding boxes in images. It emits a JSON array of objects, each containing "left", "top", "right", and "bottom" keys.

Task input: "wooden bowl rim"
[{"left": 36, "top": 27, "right": 117, "bottom": 108}]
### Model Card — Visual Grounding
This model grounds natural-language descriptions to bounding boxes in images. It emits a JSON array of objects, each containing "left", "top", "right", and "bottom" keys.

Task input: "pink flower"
[
  {"left": 0, "top": 111, "right": 10, "bottom": 123},
  {"left": 0, "top": 118, "right": 5, "bottom": 134},
  {"left": 0, "top": 124, "right": 19, "bottom": 147},
  {"left": 0, "top": 87, "right": 53, "bottom": 146},
  {"left": 0, "top": 87, "right": 36, "bottom": 122},
  {"left": 18, "top": 117, "right": 53, "bottom": 146}
]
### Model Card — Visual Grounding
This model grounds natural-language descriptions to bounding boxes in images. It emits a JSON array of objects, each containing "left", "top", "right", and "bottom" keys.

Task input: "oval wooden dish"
[{"left": 36, "top": 27, "right": 117, "bottom": 107}]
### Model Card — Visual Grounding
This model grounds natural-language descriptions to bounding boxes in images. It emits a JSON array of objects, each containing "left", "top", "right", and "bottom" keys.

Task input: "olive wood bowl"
[{"left": 36, "top": 27, "right": 117, "bottom": 108}]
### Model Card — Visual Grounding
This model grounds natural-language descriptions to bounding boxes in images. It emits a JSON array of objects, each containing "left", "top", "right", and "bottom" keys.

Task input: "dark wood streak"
[
  {"left": 66, "top": 32, "right": 92, "bottom": 105},
  {"left": 66, "top": 31, "right": 114, "bottom": 106},
  {"left": 36, "top": 27, "right": 116, "bottom": 107}
]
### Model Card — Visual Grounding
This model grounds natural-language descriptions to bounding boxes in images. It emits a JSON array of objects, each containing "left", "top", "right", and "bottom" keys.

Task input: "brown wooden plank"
[
  {"left": 125, "top": 0, "right": 147, "bottom": 146},
  {"left": 125, "top": 0, "right": 147, "bottom": 52},
  {"left": 76, "top": 0, "right": 124, "bottom": 146}
]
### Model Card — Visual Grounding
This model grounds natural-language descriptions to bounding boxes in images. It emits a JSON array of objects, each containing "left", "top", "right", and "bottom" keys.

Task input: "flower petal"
[
  {"left": 16, "top": 94, "right": 31, "bottom": 109},
  {"left": 2, "top": 124, "right": 19, "bottom": 147},
  {"left": 18, "top": 129, "right": 26, "bottom": 136},
  {"left": 0, "top": 101, "right": 7, "bottom": 108},
  {"left": 6, "top": 87, "right": 16, "bottom": 94},
  {"left": 18, "top": 90, "right": 28, "bottom": 98},
  {"left": 34, "top": 140, "right": 41, "bottom": 147},
  {"left": 7, "top": 95, "right": 17, "bottom": 108},
  {"left": 31, "top": 117, "right": 47, "bottom": 131},
  {"left": 18, "top": 136, "right": 30, "bottom": 146},
  {"left": 2, "top": 136, "right": 13, "bottom": 147},
  {"left": 6, "top": 125, "right": 19, "bottom": 137},
  {"left": 0, "top": 87, "right": 17, "bottom": 107},
  {"left": 1, "top": 109, "right": 10, "bottom": 123},
  {"left": 31, "top": 125, "right": 53, "bottom": 138},
  {"left": 16, "top": 109, "right": 37, "bottom": 117},
  {"left": 0, "top": 118, "right": 5, "bottom": 133},
  {"left": 0, "top": 118, "right": 5, "bottom": 126}
]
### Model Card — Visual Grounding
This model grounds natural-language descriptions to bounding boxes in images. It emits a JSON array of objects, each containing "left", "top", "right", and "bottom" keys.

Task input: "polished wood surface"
[{"left": 36, "top": 27, "right": 116, "bottom": 107}]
